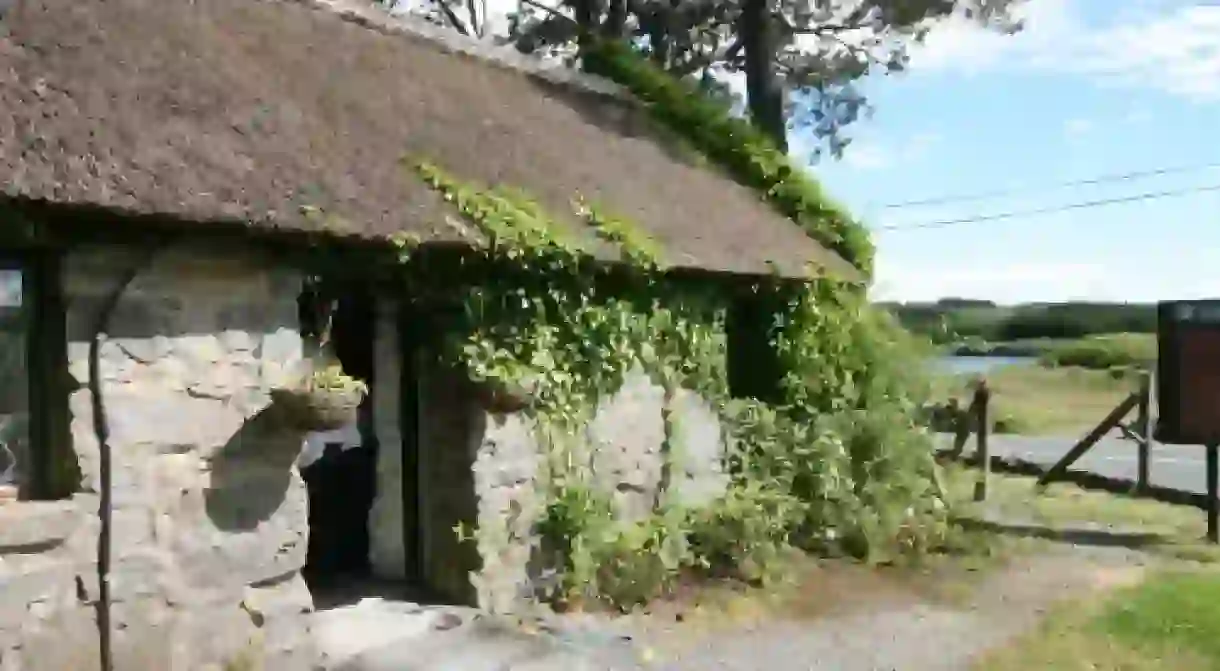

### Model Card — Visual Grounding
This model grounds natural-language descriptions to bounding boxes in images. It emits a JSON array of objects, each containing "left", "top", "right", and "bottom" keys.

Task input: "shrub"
[{"left": 1039, "top": 334, "right": 1155, "bottom": 371}]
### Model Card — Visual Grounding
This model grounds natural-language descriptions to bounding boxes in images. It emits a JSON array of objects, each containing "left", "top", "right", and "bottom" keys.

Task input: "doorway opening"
[{"left": 297, "top": 282, "right": 377, "bottom": 592}]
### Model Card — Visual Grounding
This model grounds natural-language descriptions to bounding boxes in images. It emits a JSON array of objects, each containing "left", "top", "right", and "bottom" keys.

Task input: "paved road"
[{"left": 938, "top": 432, "right": 1210, "bottom": 495}]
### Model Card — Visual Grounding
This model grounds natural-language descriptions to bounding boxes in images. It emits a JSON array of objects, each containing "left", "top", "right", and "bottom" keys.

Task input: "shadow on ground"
[{"left": 954, "top": 515, "right": 1168, "bottom": 550}]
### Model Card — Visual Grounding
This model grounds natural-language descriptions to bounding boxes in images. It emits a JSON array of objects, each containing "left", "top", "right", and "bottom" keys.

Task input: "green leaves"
[
  {"left": 407, "top": 160, "right": 945, "bottom": 609},
  {"left": 581, "top": 40, "right": 874, "bottom": 279}
]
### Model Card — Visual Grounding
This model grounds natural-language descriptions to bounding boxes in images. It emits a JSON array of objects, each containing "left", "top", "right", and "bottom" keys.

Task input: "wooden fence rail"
[{"left": 941, "top": 370, "right": 1219, "bottom": 544}]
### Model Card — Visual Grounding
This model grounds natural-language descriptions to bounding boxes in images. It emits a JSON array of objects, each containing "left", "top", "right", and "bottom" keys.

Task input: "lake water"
[{"left": 935, "top": 355, "right": 1032, "bottom": 375}]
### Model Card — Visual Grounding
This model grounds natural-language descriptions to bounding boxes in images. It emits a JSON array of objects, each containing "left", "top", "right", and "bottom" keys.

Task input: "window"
[
  {"left": 0, "top": 254, "right": 73, "bottom": 501},
  {"left": 0, "top": 266, "right": 27, "bottom": 496},
  {"left": 726, "top": 289, "right": 785, "bottom": 404}
]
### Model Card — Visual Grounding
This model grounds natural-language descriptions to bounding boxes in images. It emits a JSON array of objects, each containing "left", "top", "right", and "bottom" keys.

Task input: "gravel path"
[
  {"left": 332, "top": 541, "right": 1153, "bottom": 670},
  {"left": 628, "top": 544, "right": 1150, "bottom": 671}
]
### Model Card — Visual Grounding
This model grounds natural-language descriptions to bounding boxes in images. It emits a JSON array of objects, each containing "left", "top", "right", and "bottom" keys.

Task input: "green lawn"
[
  {"left": 933, "top": 364, "right": 1137, "bottom": 436},
  {"left": 955, "top": 466, "right": 1220, "bottom": 670},
  {"left": 979, "top": 570, "right": 1220, "bottom": 670}
]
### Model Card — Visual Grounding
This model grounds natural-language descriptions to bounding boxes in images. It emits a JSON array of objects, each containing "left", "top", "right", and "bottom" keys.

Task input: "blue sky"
[{"left": 803, "top": 0, "right": 1220, "bottom": 304}]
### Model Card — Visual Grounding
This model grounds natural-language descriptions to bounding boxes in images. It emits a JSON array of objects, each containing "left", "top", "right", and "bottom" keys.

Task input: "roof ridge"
[{"left": 285, "top": 0, "right": 628, "bottom": 100}]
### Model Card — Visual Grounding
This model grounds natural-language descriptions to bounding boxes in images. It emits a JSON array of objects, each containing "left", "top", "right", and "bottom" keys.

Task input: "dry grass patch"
[
  {"left": 942, "top": 465, "right": 1220, "bottom": 563},
  {"left": 933, "top": 365, "right": 1134, "bottom": 436}
]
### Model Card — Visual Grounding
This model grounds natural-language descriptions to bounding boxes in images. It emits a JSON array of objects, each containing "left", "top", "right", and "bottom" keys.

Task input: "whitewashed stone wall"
[
  {"left": 421, "top": 364, "right": 728, "bottom": 613},
  {"left": 0, "top": 246, "right": 315, "bottom": 671}
]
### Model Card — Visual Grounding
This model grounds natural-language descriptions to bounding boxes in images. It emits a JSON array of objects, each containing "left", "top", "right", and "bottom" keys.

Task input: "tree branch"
[
  {"left": 433, "top": 0, "right": 472, "bottom": 36},
  {"left": 519, "top": 0, "right": 579, "bottom": 28},
  {"left": 466, "top": 0, "right": 484, "bottom": 37}
]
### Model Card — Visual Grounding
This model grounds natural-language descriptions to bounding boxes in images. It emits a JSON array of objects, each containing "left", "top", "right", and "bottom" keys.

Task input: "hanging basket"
[
  {"left": 472, "top": 377, "right": 533, "bottom": 414},
  {"left": 270, "top": 364, "right": 368, "bottom": 433}
]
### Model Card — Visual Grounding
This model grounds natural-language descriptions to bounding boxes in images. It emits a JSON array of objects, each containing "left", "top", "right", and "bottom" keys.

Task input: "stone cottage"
[{"left": 0, "top": 0, "right": 859, "bottom": 668}]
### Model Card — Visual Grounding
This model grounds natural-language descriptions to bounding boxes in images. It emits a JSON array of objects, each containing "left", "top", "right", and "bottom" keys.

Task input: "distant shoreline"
[
  {"left": 942, "top": 333, "right": 1155, "bottom": 374},
  {"left": 945, "top": 339, "right": 1061, "bottom": 358}
]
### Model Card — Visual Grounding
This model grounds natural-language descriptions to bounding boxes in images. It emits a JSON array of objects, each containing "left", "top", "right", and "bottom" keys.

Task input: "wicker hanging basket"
[
  {"left": 272, "top": 287, "right": 370, "bottom": 432},
  {"left": 472, "top": 376, "right": 533, "bottom": 414},
  {"left": 270, "top": 361, "right": 368, "bottom": 433}
]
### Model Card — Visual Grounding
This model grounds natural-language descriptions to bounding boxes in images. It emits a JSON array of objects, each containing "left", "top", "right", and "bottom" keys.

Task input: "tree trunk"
[
  {"left": 574, "top": 0, "right": 597, "bottom": 54},
  {"left": 740, "top": 0, "right": 786, "bottom": 151},
  {"left": 601, "top": 0, "right": 627, "bottom": 38}
]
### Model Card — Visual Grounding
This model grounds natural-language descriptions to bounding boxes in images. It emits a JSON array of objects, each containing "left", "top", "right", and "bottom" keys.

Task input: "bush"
[{"left": 1038, "top": 334, "right": 1155, "bottom": 371}]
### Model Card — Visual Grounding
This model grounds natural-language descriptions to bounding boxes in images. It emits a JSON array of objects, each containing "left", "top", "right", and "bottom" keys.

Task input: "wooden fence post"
[
  {"left": 972, "top": 380, "right": 991, "bottom": 502},
  {"left": 1136, "top": 371, "right": 1151, "bottom": 493},
  {"left": 1209, "top": 443, "right": 1219, "bottom": 544},
  {"left": 950, "top": 397, "right": 970, "bottom": 459}
]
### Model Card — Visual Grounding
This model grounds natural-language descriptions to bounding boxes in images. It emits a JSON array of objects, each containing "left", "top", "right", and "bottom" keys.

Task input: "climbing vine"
[
  {"left": 582, "top": 40, "right": 875, "bottom": 278},
  {"left": 400, "top": 161, "right": 731, "bottom": 608},
  {"left": 371, "top": 31, "right": 959, "bottom": 614},
  {"left": 390, "top": 156, "right": 947, "bottom": 612}
]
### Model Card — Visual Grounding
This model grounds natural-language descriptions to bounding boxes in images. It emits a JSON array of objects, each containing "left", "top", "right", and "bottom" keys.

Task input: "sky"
[
  {"left": 804, "top": 0, "right": 1220, "bottom": 304},
  {"left": 391, "top": 0, "right": 1220, "bottom": 304}
]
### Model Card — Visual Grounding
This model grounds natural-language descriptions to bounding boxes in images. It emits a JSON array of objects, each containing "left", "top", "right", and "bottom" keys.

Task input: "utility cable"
[
  {"left": 877, "top": 182, "right": 1220, "bottom": 232},
  {"left": 878, "top": 161, "right": 1220, "bottom": 209}
]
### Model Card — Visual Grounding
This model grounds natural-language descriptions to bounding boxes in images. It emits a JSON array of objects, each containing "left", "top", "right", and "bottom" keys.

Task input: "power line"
[
  {"left": 877, "top": 182, "right": 1220, "bottom": 232},
  {"left": 877, "top": 161, "right": 1220, "bottom": 209}
]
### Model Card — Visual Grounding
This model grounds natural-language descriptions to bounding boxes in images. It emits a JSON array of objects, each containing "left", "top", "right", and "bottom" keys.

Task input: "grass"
[
  {"left": 657, "top": 466, "right": 1218, "bottom": 624},
  {"left": 932, "top": 364, "right": 1137, "bottom": 436},
  {"left": 942, "top": 465, "right": 1219, "bottom": 557},
  {"left": 1038, "top": 333, "right": 1156, "bottom": 371},
  {"left": 640, "top": 466, "right": 1220, "bottom": 668},
  {"left": 978, "top": 569, "right": 1220, "bottom": 670},
  {"left": 950, "top": 466, "right": 1220, "bottom": 669}
]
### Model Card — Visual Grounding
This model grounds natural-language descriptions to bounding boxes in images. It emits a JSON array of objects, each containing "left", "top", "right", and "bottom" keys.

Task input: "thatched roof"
[{"left": 0, "top": 0, "right": 858, "bottom": 279}]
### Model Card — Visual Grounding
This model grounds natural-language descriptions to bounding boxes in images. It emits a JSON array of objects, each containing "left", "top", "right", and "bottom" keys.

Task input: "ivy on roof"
[{"left": 583, "top": 40, "right": 875, "bottom": 280}]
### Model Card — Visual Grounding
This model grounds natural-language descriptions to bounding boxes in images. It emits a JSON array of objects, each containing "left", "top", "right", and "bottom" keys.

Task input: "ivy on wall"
[
  {"left": 390, "top": 156, "right": 946, "bottom": 612},
  {"left": 401, "top": 162, "right": 729, "bottom": 608},
  {"left": 370, "top": 37, "right": 948, "bottom": 613}
]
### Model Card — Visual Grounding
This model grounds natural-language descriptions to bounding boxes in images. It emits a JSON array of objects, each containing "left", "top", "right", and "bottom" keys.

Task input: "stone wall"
[
  {"left": 367, "top": 298, "right": 405, "bottom": 580},
  {"left": 421, "top": 364, "right": 728, "bottom": 614},
  {"left": 0, "top": 246, "right": 315, "bottom": 671}
]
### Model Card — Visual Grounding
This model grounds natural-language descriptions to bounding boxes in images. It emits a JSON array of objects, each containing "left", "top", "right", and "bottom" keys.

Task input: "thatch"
[{"left": 0, "top": 0, "right": 859, "bottom": 279}]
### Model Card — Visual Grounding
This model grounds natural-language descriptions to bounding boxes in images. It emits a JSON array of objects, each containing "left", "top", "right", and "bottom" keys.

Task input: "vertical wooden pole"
[
  {"left": 972, "top": 380, "right": 991, "bottom": 502},
  {"left": 1136, "top": 371, "right": 1151, "bottom": 492},
  {"left": 1208, "top": 443, "right": 1219, "bottom": 544},
  {"left": 950, "top": 397, "right": 969, "bottom": 458}
]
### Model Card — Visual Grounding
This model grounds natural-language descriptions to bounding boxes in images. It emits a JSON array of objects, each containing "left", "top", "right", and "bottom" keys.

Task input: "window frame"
[{"left": 0, "top": 251, "right": 73, "bottom": 500}]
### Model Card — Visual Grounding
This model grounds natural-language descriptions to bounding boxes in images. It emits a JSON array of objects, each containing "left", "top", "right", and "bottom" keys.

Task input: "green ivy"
[
  {"left": 397, "top": 160, "right": 947, "bottom": 611},
  {"left": 582, "top": 40, "right": 875, "bottom": 278}
]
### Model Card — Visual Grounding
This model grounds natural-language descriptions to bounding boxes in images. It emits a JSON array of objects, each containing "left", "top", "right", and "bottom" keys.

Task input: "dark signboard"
[{"left": 1156, "top": 300, "right": 1220, "bottom": 445}]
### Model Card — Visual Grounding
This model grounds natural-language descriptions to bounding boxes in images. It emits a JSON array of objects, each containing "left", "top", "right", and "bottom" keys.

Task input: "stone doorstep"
[
  {"left": 0, "top": 499, "right": 83, "bottom": 552},
  {"left": 314, "top": 597, "right": 646, "bottom": 671},
  {"left": 312, "top": 598, "right": 476, "bottom": 669}
]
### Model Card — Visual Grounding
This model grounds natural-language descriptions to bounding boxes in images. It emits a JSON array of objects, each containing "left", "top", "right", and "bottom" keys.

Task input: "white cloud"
[{"left": 909, "top": 0, "right": 1220, "bottom": 102}]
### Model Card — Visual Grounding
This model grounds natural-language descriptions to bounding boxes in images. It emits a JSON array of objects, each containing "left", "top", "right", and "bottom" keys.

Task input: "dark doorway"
[{"left": 298, "top": 283, "right": 379, "bottom": 591}]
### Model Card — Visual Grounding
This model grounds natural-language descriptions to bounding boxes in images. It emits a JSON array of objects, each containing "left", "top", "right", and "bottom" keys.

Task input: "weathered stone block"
[
  {"left": 15, "top": 605, "right": 101, "bottom": 671},
  {"left": 11, "top": 245, "right": 321, "bottom": 670},
  {"left": 0, "top": 501, "right": 81, "bottom": 550}
]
